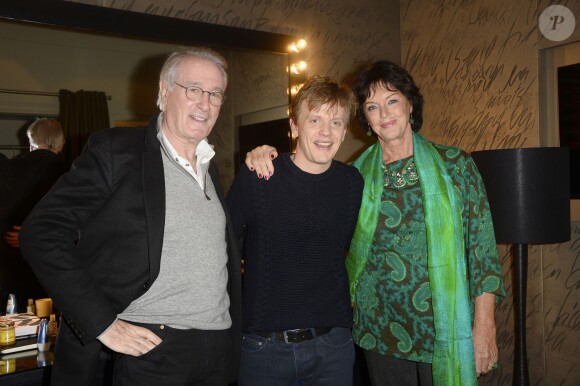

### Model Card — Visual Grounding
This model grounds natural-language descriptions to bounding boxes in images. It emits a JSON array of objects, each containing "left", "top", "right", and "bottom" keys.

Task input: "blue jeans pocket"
[
  {"left": 318, "top": 327, "right": 353, "bottom": 349},
  {"left": 241, "top": 333, "right": 269, "bottom": 353}
]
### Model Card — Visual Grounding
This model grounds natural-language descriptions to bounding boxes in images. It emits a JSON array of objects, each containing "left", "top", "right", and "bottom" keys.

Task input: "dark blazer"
[{"left": 20, "top": 117, "right": 242, "bottom": 385}]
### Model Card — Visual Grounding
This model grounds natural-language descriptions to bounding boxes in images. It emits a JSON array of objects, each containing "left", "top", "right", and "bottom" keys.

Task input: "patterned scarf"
[{"left": 347, "top": 132, "right": 477, "bottom": 385}]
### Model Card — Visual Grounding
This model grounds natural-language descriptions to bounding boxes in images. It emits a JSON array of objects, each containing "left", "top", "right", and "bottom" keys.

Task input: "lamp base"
[{"left": 513, "top": 243, "right": 529, "bottom": 386}]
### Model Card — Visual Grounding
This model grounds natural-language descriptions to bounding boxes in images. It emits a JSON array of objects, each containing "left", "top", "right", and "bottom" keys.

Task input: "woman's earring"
[
  {"left": 409, "top": 114, "right": 415, "bottom": 127},
  {"left": 367, "top": 125, "right": 373, "bottom": 136}
]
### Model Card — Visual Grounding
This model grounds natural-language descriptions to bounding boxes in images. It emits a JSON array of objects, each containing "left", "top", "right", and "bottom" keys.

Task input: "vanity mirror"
[{"left": 0, "top": 0, "right": 295, "bottom": 180}]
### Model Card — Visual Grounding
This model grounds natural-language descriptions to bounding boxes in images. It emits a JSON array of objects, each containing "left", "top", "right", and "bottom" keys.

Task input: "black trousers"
[
  {"left": 363, "top": 349, "right": 433, "bottom": 386},
  {"left": 113, "top": 323, "right": 231, "bottom": 386}
]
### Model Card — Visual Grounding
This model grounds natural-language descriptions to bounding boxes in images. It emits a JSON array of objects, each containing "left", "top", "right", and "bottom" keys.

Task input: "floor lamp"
[{"left": 471, "top": 147, "right": 570, "bottom": 386}]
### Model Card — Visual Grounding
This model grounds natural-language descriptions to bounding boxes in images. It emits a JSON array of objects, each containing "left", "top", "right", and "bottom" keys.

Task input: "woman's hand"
[
  {"left": 244, "top": 145, "right": 278, "bottom": 179},
  {"left": 5, "top": 225, "right": 21, "bottom": 248},
  {"left": 472, "top": 292, "right": 498, "bottom": 376}
]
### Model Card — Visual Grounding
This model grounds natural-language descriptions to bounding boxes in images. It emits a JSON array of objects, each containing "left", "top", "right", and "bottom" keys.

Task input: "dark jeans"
[
  {"left": 113, "top": 323, "right": 231, "bottom": 386},
  {"left": 238, "top": 327, "right": 354, "bottom": 386},
  {"left": 363, "top": 349, "right": 433, "bottom": 386}
]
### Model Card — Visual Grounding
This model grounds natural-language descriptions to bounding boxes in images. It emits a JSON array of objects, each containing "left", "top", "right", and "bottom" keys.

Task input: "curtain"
[{"left": 59, "top": 89, "right": 110, "bottom": 166}]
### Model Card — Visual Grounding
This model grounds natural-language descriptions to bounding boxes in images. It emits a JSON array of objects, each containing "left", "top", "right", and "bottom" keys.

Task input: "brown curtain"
[{"left": 59, "top": 89, "right": 110, "bottom": 166}]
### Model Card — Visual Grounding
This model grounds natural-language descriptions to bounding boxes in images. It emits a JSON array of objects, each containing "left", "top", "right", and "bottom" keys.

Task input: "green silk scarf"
[{"left": 347, "top": 132, "right": 477, "bottom": 385}]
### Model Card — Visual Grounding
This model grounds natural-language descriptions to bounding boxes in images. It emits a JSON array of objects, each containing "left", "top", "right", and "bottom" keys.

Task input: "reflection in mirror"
[{"left": 0, "top": 18, "right": 290, "bottom": 189}]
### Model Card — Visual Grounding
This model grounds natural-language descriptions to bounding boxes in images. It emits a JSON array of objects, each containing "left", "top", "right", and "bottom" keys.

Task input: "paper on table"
[{"left": 1, "top": 313, "right": 40, "bottom": 337}]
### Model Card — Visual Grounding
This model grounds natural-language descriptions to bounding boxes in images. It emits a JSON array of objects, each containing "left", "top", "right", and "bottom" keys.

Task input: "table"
[{"left": 0, "top": 344, "right": 53, "bottom": 386}]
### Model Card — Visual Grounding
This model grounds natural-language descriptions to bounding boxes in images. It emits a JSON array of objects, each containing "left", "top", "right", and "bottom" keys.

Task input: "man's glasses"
[{"left": 174, "top": 82, "right": 226, "bottom": 107}]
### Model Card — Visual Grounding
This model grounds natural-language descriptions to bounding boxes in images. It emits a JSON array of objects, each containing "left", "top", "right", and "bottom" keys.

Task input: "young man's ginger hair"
[{"left": 289, "top": 76, "right": 355, "bottom": 122}]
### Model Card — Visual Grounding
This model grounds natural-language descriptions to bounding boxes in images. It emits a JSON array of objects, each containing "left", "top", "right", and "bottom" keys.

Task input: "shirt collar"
[{"left": 156, "top": 113, "right": 215, "bottom": 164}]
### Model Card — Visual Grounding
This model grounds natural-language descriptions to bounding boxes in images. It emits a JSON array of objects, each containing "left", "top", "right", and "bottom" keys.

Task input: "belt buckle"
[
  {"left": 283, "top": 330, "right": 290, "bottom": 344},
  {"left": 283, "top": 328, "right": 306, "bottom": 343},
  {"left": 283, "top": 328, "right": 316, "bottom": 343},
  {"left": 283, "top": 329, "right": 298, "bottom": 343}
]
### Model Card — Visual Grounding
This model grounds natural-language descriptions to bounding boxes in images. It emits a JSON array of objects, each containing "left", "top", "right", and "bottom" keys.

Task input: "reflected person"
[
  {"left": 0, "top": 118, "right": 65, "bottom": 311},
  {"left": 20, "top": 47, "right": 242, "bottom": 386}
]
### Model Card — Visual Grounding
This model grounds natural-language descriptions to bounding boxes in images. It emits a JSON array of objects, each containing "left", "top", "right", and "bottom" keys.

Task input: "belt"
[{"left": 257, "top": 327, "right": 332, "bottom": 343}]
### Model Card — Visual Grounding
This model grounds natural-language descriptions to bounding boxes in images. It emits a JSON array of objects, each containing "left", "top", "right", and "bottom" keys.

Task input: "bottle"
[
  {"left": 47, "top": 314, "right": 58, "bottom": 337},
  {"left": 26, "top": 299, "right": 36, "bottom": 315},
  {"left": 36, "top": 350, "right": 50, "bottom": 367},
  {"left": 37, "top": 319, "right": 50, "bottom": 352},
  {"left": 5, "top": 294, "right": 16, "bottom": 315},
  {"left": 0, "top": 319, "right": 16, "bottom": 346}
]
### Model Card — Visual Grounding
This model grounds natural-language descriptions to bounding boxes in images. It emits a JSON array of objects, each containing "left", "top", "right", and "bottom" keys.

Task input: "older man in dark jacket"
[{"left": 20, "top": 47, "right": 242, "bottom": 386}]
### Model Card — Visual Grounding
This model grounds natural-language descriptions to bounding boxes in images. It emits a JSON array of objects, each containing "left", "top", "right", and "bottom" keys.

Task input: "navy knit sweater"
[{"left": 227, "top": 153, "right": 363, "bottom": 333}]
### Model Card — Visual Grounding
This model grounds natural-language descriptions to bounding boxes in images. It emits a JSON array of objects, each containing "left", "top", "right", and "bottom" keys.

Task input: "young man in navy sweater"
[{"left": 227, "top": 76, "right": 363, "bottom": 386}]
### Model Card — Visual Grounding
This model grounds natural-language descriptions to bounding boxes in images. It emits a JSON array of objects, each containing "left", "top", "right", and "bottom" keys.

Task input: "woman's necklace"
[{"left": 381, "top": 159, "right": 419, "bottom": 188}]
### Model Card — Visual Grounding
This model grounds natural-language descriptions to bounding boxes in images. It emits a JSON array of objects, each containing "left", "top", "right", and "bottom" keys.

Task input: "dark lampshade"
[{"left": 471, "top": 147, "right": 571, "bottom": 244}]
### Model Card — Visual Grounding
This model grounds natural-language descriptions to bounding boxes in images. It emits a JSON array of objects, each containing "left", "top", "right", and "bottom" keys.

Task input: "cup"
[{"left": 34, "top": 298, "right": 52, "bottom": 318}]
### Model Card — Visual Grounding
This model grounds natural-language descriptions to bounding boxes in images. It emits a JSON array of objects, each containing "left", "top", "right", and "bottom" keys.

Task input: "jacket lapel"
[{"left": 142, "top": 117, "right": 165, "bottom": 281}]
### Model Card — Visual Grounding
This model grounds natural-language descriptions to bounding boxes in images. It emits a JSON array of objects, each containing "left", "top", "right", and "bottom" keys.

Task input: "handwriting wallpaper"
[
  {"left": 401, "top": 0, "right": 539, "bottom": 152},
  {"left": 67, "top": 0, "right": 579, "bottom": 384}
]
